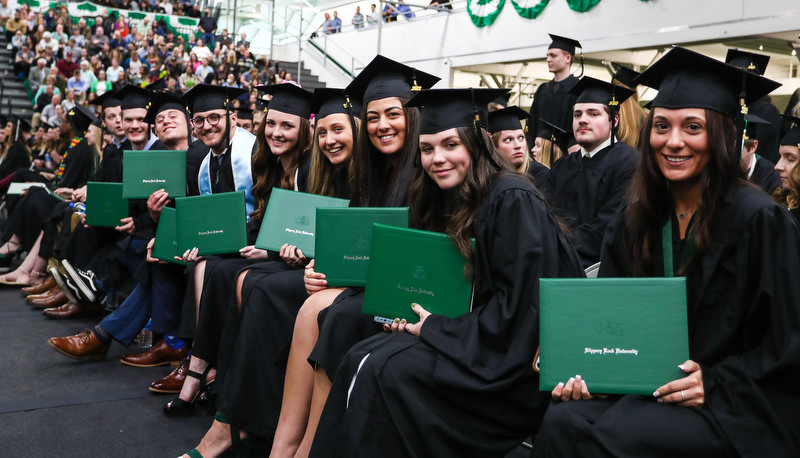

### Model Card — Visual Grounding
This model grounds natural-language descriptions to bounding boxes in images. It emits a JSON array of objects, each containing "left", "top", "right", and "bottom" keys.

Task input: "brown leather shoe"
[
  {"left": 21, "top": 276, "right": 56, "bottom": 295},
  {"left": 41, "top": 301, "right": 102, "bottom": 319},
  {"left": 30, "top": 290, "right": 68, "bottom": 309},
  {"left": 121, "top": 339, "right": 189, "bottom": 368},
  {"left": 26, "top": 285, "right": 61, "bottom": 303},
  {"left": 149, "top": 357, "right": 190, "bottom": 393},
  {"left": 48, "top": 329, "right": 110, "bottom": 361}
]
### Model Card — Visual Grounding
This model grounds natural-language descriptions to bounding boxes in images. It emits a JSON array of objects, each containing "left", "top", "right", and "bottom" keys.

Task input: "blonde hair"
[
  {"left": 491, "top": 130, "right": 530, "bottom": 173},
  {"left": 613, "top": 78, "right": 647, "bottom": 149},
  {"left": 538, "top": 137, "right": 563, "bottom": 168}
]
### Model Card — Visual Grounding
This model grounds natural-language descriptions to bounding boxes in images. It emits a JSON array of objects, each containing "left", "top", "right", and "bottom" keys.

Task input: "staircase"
[
  {"left": 278, "top": 60, "right": 325, "bottom": 91},
  {"left": 0, "top": 34, "right": 35, "bottom": 122}
]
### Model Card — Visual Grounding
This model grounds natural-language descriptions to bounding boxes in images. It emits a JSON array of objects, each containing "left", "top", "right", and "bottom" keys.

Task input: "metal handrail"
[{"left": 307, "top": 38, "right": 354, "bottom": 79}]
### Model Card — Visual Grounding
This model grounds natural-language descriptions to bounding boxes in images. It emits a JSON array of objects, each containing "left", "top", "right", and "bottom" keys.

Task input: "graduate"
[
  {"left": 608, "top": 62, "right": 648, "bottom": 148},
  {"left": 740, "top": 114, "right": 781, "bottom": 193},
  {"left": 529, "top": 34, "right": 581, "bottom": 151},
  {"left": 532, "top": 119, "right": 568, "bottom": 168},
  {"left": 0, "top": 115, "right": 32, "bottom": 179},
  {"left": 773, "top": 115, "right": 800, "bottom": 224},
  {"left": 235, "top": 107, "right": 255, "bottom": 134},
  {"left": 488, "top": 105, "right": 552, "bottom": 198},
  {"left": 535, "top": 47, "right": 800, "bottom": 458},
  {"left": 272, "top": 55, "right": 439, "bottom": 458},
  {"left": 726, "top": 49, "right": 782, "bottom": 164},
  {"left": 548, "top": 76, "right": 640, "bottom": 268},
  {"left": 308, "top": 88, "right": 584, "bottom": 457}
]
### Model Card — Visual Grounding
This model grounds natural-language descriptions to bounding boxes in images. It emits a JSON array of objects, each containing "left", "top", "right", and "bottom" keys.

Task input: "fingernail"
[
  {"left": 400, "top": 319, "right": 407, "bottom": 324},
  {"left": 575, "top": 374, "right": 581, "bottom": 380},
  {"left": 411, "top": 302, "right": 419, "bottom": 309},
  {"left": 582, "top": 380, "right": 587, "bottom": 387},
  {"left": 653, "top": 391, "right": 660, "bottom": 397},
  {"left": 394, "top": 318, "right": 400, "bottom": 323},
  {"left": 678, "top": 364, "right": 686, "bottom": 370},
  {"left": 656, "top": 398, "right": 663, "bottom": 403},
  {"left": 568, "top": 377, "right": 575, "bottom": 384},
  {"left": 556, "top": 382, "right": 564, "bottom": 388}
]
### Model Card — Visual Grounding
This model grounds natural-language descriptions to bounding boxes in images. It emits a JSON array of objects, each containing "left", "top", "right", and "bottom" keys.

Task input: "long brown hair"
[
  {"left": 250, "top": 110, "right": 312, "bottom": 221},
  {"left": 773, "top": 145, "right": 800, "bottom": 210},
  {"left": 350, "top": 97, "right": 419, "bottom": 207},
  {"left": 307, "top": 115, "right": 360, "bottom": 197},
  {"left": 409, "top": 125, "right": 501, "bottom": 276},
  {"left": 625, "top": 109, "right": 739, "bottom": 276}
]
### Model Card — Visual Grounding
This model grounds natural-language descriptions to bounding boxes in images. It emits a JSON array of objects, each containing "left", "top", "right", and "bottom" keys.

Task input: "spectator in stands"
[
  {"left": 179, "top": 64, "right": 198, "bottom": 90},
  {"left": 330, "top": 11, "right": 342, "bottom": 32},
  {"left": 61, "top": 89, "right": 76, "bottom": 112},
  {"left": 67, "top": 69, "right": 90, "bottom": 101},
  {"left": 316, "top": 12, "right": 332, "bottom": 36},
  {"left": 36, "top": 30, "right": 58, "bottom": 54},
  {"left": 56, "top": 51, "right": 78, "bottom": 80},
  {"left": 40, "top": 94, "right": 61, "bottom": 126},
  {"left": 191, "top": 38, "right": 213, "bottom": 61},
  {"left": 236, "top": 32, "right": 249, "bottom": 48},
  {"left": 124, "top": 50, "right": 147, "bottom": 79},
  {"left": 51, "top": 23, "right": 68, "bottom": 46},
  {"left": 106, "top": 58, "right": 124, "bottom": 89},
  {"left": 368, "top": 4, "right": 380, "bottom": 26},
  {"left": 159, "top": 0, "right": 173, "bottom": 15},
  {"left": 109, "top": 29, "right": 124, "bottom": 50},
  {"left": 198, "top": 8, "right": 217, "bottom": 50},
  {"left": 91, "top": 69, "right": 113, "bottom": 97},
  {"left": 187, "top": 4, "right": 201, "bottom": 18},
  {"left": 89, "top": 26, "right": 109, "bottom": 55},
  {"left": 166, "top": 46, "right": 185, "bottom": 76},
  {"left": 43, "top": 7, "right": 56, "bottom": 29},
  {"left": 396, "top": 0, "right": 415, "bottom": 19},
  {"left": 0, "top": 0, "right": 13, "bottom": 28},
  {"left": 10, "top": 29, "right": 23, "bottom": 56},
  {"left": 75, "top": 18, "right": 91, "bottom": 44},
  {"left": 352, "top": 6, "right": 365, "bottom": 28},
  {"left": 33, "top": 82, "right": 54, "bottom": 116},
  {"left": 382, "top": 2, "right": 398, "bottom": 22},
  {"left": 114, "top": 15, "right": 129, "bottom": 39},
  {"left": 195, "top": 57, "right": 214, "bottom": 83},
  {"left": 63, "top": 37, "right": 81, "bottom": 63},
  {"left": 5, "top": 9, "right": 28, "bottom": 42},
  {"left": 79, "top": 59, "right": 97, "bottom": 86},
  {"left": 13, "top": 42, "right": 34, "bottom": 80},
  {"left": 28, "top": 58, "right": 48, "bottom": 95},
  {"left": 156, "top": 41, "right": 169, "bottom": 62}
]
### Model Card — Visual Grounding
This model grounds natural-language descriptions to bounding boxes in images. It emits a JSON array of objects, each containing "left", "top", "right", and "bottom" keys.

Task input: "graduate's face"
[
  {"left": 546, "top": 49, "right": 571, "bottom": 74},
  {"left": 236, "top": 119, "right": 254, "bottom": 133},
  {"left": 420, "top": 128, "right": 471, "bottom": 190},
  {"left": 122, "top": 108, "right": 149, "bottom": 145},
  {"left": 650, "top": 108, "right": 711, "bottom": 185},
  {"left": 264, "top": 110, "right": 302, "bottom": 156},
  {"left": 573, "top": 103, "right": 612, "bottom": 151},
  {"left": 193, "top": 109, "right": 233, "bottom": 151},
  {"left": 495, "top": 129, "right": 527, "bottom": 167},
  {"left": 366, "top": 97, "right": 406, "bottom": 156},
  {"left": 316, "top": 113, "right": 353, "bottom": 166},
  {"left": 155, "top": 109, "right": 188, "bottom": 144},
  {"left": 531, "top": 136, "right": 543, "bottom": 162},
  {"left": 775, "top": 145, "right": 799, "bottom": 189}
]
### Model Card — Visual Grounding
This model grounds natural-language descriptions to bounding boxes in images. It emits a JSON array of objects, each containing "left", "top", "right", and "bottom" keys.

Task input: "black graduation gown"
[
  {"left": 749, "top": 97, "right": 781, "bottom": 165},
  {"left": 525, "top": 160, "right": 552, "bottom": 201},
  {"left": 0, "top": 140, "right": 31, "bottom": 179},
  {"left": 529, "top": 75, "right": 578, "bottom": 147},
  {"left": 534, "top": 184, "right": 800, "bottom": 457},
  {"left": 309, "top": 173, "right": 585, "bottom": 458},
  {"left": 548, "top": 141, "right": 639, "bottom": 268},
  {"left": 185, "top": 139, "right": 207, "bottom": 197},
  {"left": 91, "top": 139, "right": 129, "bottom": 183},
  {"left": 749, "top": 155, "right": 781, "bottom": 194}
]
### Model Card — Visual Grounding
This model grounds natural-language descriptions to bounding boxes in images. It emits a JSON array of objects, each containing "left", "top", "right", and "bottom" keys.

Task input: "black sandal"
[{"left": 163, "top": 365, "right": 213, "bottom": 417}]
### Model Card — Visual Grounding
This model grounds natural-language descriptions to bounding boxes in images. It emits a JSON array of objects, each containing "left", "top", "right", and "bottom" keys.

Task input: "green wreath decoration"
[
  {"left": 566, "top": 0, "right": 601, "bottom": 12},
  {"left": 466, "top": 0, "right": 506, "bottom": 27},
  {"left": 509, "top": 0, "right": 549, "bottom": 19}
]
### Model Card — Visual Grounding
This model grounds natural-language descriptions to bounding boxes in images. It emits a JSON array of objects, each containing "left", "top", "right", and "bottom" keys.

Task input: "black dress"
[
  {"left": 309, "top": 173, "right": 585, "bottom": 457},
  {"left": 0, "top": 140, "right": 31, "bottom": 179},
  {"left": 533, "top": 184, "right": 800, "bottom": 457},
  {"left": 548, "top": 141, "right": 639, "bottom": 268}
]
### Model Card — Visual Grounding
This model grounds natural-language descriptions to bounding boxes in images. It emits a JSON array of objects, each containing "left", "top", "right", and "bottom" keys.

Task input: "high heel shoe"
[{"left": 163, "top": 365, "right": 213, "bottom": 417}]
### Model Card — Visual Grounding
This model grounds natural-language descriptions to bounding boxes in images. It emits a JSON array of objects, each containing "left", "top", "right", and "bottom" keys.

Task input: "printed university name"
[
  {"left": 584, "top": 347, "right": 639, "bottom": 356},
  {"left": 142, "top": 179, "right": 167, "bottom": 183},
  {"left": 198, "top": 230, "right": 224, "bottom": 236},
  {"left": 284, "top": 227, "right": 313, "bottom": 236}
]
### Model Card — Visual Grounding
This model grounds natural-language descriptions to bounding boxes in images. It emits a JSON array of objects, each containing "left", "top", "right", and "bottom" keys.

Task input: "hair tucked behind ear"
[
  {"left": 409, "top": 125, "right": 500, "bottom": 277},
  {"left": 625, "top": 109, "right": 739, "bottom": 276}
]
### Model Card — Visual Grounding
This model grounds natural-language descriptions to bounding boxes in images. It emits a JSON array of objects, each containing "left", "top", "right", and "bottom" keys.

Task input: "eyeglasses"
[{"left": 191, "top": 113, "right": 224, "bottom": 127}]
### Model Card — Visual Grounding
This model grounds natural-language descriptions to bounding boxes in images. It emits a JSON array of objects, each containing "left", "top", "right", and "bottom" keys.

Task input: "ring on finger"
[{"left": 680, "top": 390, "right": 685, "bottom": 401}]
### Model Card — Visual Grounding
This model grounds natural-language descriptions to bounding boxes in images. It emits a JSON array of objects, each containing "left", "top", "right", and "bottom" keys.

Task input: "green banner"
[
  {"left": 510, "top": 0, "right": 549, "bottom": 19},
  {"left": 566, "top": 0, "right": 601, "bottom": 12},
  {"left": 466, "top": 0, "right": 506, "bottom": 27}
]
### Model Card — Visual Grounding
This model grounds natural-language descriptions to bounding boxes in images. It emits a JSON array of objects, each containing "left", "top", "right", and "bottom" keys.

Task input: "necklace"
[{"left": 677, "top": 207, "right": 696, "bottom": 220}]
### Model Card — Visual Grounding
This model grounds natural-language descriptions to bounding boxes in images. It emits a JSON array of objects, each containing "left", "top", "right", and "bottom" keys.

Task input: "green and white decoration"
[{"left": 65, "top": 1, "right": 199, "bottom": 41}]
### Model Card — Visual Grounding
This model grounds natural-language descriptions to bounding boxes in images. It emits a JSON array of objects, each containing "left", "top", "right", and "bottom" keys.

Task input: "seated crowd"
[{"left": 0, "top": 17, "right": 796, "bottom": 458}]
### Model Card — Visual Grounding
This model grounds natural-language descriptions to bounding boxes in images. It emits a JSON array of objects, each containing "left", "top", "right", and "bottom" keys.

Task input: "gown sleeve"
[{"left": 418, "top": 179, "right": 583, "bottom": 386}]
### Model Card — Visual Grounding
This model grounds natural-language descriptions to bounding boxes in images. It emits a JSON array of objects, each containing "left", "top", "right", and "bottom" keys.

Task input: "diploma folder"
[
  {"left": 362, "top": 224, "right": 473, "bottom": 324},
  {"left": 85, "top": 182, "right": 129, "bottom": 227},
  {"left": 151, "top": 207, "right": 187, "bottom": 265},
  {"left": 254, "top": 188, "right": 350, "bottom": 258},
  {"left": 175, "top": 191, "right": 247, "bottom": 255},
  {"left": 122, "top": 149, "right": 187, "bottom": 199},
  {"left": 314, "top": 207, "right": 409, "bottom": 287},
  {"left": 539, "top": 277, "right": 690, "bottom": 395}
]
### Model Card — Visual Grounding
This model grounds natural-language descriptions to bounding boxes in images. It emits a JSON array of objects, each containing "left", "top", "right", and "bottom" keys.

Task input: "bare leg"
[
  {"left": 294, "top": 367, "right": 332, "bottom": 458},
  {"left": 0, "top": 232, "right": 45, "bottom": 283},
  {"left": 270, "top": 288, "right": 345, "bottom": 458},
  {"left": 193, "top": 259, "right": 207, "bottom": 322},
  {"left": 180, "top": 418, "right": 247, "bottom": 458},
  {"left": 235, "top": 269, "right": 250, "bottom": 311}
]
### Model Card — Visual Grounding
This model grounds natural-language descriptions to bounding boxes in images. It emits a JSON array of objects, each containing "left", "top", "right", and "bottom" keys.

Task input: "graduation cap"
[
  {"left": 147, "top": 76, "right": 168, "bottom": 92},
  {"left": 570, "top": 76, "right": 635, "bottom": 106},
  {"left": 114, "top": 84, "right": 154, "bottom": 111},
  {"left": 488, "top": 106, "right": 530, "bottom": 133},
  {"left": 255, "top": 98, "right": 269, "bottom": 113},
  {"left": 236, "top": 107, "right": 254, "bottom": 121},
  {"left": 89, "top": 89, "right": 122, "bottom": 109},
  {"left": 67, "top": 104, "right": 99, "bottom": 135},
  {"left": 344, "top": 55, "right": 440, "bottom": 106},
  {"left": 780, "top": 114, "right": 800, "bottom": 149},
  {"left": 490, "top": 92, "right": 511, "bottom": 109},
  {"left": 608, "top": 62, "right": 640, "bottom": 89},
  {"left": 405, "top": 88, "right": 509, "bottom": 135},
  {"left": 725, "top": 49, "right": 770, "bottom": 76},
  {"left": 181, "top": 84, "right": 248, "bottom": 115},
  {"left": 635, "top": 46, "right": 780, "bottom": 119},
  {"left": 255, "top": 83, "right": 314, "bottom": 119},
  {"left": 538, "top": 118, "right": 570, "bottom": 155},
  {"left": 144, "top": 91, "right": 187, "bottom": 124},
  {"left": 11, "top": 114, "right": 31, "bottom": 133},
  {"left": 0, "top": 114, "right": 8, "bottom": 125},
  {"left": 742, "top": 113, "right": 769, "bottom": 140},
  {"left": 311, "top": 88, "right": 360, "bottom": 119},
  {"left": 548, "top": 34, "right": 581, "bottom": 56}
]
